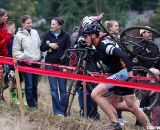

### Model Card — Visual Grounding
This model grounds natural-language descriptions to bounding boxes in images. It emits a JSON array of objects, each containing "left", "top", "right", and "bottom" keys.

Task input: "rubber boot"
[
  {"left": 10, "top": 88, "right": 20, "bottom": 105},
  {"left": 21, "top": 88, "right": 27, "bottom": 106}
]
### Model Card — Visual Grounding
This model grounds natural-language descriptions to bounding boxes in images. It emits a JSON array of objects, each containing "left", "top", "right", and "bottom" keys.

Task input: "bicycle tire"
[
  {"left": 64, "top": 80, "right": 78, "bottom": 116},
  {"left": 131, "top": 66, "right": 159, "bottom": 111},
  {"left": 120, "top": 26, "right": 160, "bottom": 61}
]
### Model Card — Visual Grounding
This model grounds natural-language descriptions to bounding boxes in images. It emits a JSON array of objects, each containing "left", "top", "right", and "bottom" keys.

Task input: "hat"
[
  {"left": 140, "top": 26, "right": 151, "bottom": 35},
  {"left": 149, "top": 68, "right": 160, "bottom": 77}
]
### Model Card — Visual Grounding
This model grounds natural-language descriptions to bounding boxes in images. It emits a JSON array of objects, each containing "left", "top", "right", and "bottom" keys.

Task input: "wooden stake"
[{"left": 13, "top": 55, "right": 25, "bottom": 117}]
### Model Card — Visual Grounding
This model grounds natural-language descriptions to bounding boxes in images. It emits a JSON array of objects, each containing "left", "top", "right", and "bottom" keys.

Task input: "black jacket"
[
  {"left": 133, "top": 40, "right": 159, "bottom": 68},
  {"left": 40, "top": 30, "right": 71, "bottom": 64}
]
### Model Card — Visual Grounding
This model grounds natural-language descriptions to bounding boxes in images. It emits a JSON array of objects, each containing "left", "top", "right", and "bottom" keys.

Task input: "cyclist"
[
  {"left": 80, "top": 19, "right": 151, "bottom": 130},
  {"left": 134, "top": 26, "right": 160, "bottom": 127},
  {"left": 104, "top": 20, "right": 127, "bottom": 126},
  {"left": 133, "top": 26, "right": 159, "bottom": 68}
]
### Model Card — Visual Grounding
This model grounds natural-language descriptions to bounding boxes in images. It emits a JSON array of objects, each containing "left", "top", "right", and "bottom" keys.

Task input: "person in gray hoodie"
[{"left": 13, "top": 15, "right": 41, "bottom": 108}]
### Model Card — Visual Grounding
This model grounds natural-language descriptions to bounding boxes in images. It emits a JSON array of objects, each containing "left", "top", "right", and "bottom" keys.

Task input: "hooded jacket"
[{"left": 13, "top": 28, "right": 41, "bottom": 61}]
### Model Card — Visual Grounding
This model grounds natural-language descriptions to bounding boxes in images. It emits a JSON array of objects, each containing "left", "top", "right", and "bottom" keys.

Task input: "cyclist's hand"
[
  {"left": 149, "top": 91, "right": 155, "bottom": 96},
  {"left": 63, "top": 69, "right": 67, "bottom": 72},
  {"left": 132, "top": 58, "right": 138, "bottom": 63},
  {"left": 128, "top": 71, "right": 133, "bottom": 77}
]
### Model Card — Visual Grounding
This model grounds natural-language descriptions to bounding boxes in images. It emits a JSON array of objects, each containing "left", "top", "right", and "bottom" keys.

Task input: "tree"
[{"left": 149, "top": 0, "right": 160, "bottom": 31}]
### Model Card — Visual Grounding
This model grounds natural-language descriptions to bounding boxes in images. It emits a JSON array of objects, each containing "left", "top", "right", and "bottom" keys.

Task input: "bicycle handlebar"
[{"left": 61, "top": 47, "right": 97, "bottom": 61}]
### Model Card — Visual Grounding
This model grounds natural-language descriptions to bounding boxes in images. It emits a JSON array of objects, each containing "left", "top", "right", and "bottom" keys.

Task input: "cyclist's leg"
[
  {"left": 91, "top": 68, "right": 129, "bottom": 123},
  {"left": 91, "top": 84, "right": 118, "bottom": 122},
  {"left": 111, "top": 87, "right": 151, "bottom": 129},
  {"left": 122, "top": 94, "right": 151, "bottom": 129}
]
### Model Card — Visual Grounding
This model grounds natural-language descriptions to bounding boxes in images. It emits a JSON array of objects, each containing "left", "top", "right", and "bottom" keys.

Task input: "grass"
[{"left": 0, "top": 80, "right": 145, "bottom": 130}]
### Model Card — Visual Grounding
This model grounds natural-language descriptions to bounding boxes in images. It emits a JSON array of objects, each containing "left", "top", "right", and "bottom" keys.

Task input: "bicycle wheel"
[
  {"left": 131, "top": 66, "right": 159, "bottom": 111},
  {"left": 64, "top": 79, "right": 78, "bottom": 116},
  {"left": 120, "top": 26, "right": 160, "bottom": 61}
]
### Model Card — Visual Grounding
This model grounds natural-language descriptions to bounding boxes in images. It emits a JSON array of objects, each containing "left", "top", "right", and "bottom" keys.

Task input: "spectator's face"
[
  {"left": 22, "top": 18, "right": 32, "bottom": 30},
  {"left": 0, "top": 13, "right": 8, "bottom": 23},
  {"left": 51, "top": 19, "right": 61, "bottom": 32},
  {"left": 142, "top": 31, "right": 152, "bottom": 40},
  {"left": 109, "top": 21, "right": 119, "bottom": 34},
  {"left": 7, "top": 24, "right": 16, "bottom": 35}
]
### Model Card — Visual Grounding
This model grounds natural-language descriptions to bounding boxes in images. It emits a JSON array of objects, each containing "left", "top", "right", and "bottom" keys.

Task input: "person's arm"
[
  {"left": 64, "top": 33, "right": 71, "bottom": 50},
  {"left": 12, "top": 35, "right": 29, "bottom": 59},
  {"left": 36, "top": 30, "right": 41, "bottom": 48},
  {"left": 0, "top": 34, "right": 11, "bottom": 48},
  {"left": 40, "top": 33, "right": 50, "bottom": 52},
  {"left": 61, "top": 33, "right": 71, "bottom": 66},
  {"left": 112, "top": 48, "right": 133, "bottom": 76}
]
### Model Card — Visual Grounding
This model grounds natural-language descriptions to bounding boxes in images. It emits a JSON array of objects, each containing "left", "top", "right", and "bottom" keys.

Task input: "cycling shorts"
[{"left": 104, "top": 68, "right": 128, "bottom": 89}]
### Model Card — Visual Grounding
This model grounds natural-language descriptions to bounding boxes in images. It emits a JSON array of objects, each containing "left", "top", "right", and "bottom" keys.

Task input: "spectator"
[
  {"left": 6, "top": 21, "right": 24, "bottom": 105},
  {"left": 0, "top": 8, "right": 12, "bottom": 101},
  {"left": 13, "top": 15, "right": 41, "bottom": 108},
  {"left": 40, "top": 17, "right": 71, "bottom": 116},
  {"left": 104, "top": 20, "right": 127, "bottom": 126},
  {"left": 134, "top": 26, "right": 160, "bottom": 127},
  {"left": 69, "top": 22, "right": 100, "bottom": 119},
  {"left": 133, "top": 26, "right": 159, "bottom": 68},
  {"left": 70, "top": 26, "right": 79, "bottom": 47}
]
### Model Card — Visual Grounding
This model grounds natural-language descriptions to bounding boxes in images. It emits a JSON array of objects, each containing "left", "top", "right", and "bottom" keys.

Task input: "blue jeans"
[
  {"left": 23, "top": 72, "right": 39, "bottom": 107},
  {"left": 46, "top": 65, "right": 67, "bottom": 115}
]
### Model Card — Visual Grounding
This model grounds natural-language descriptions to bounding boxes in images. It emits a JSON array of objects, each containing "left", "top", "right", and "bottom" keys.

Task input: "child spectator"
[{"left": 6, "top": 21, "right": 24, "bottom": 105}]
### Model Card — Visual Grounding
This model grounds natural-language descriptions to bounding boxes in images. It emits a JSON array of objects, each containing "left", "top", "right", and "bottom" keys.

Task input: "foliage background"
[{"left": 1, "top": 0, "right": 160, "bottom": 34}]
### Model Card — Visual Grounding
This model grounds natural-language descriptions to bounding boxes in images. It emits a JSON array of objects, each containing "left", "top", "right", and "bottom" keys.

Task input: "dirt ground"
[{"left": 1, "top": 79, "right": 145, "bottom": 130}]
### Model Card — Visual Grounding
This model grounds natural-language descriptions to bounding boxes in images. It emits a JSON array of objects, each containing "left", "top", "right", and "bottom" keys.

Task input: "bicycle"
[{"left": 61, "top": 46, "right": 102, "bottom": 117}]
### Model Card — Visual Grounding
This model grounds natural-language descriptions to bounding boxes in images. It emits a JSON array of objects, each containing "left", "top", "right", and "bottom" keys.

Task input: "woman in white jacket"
[{"left": 13, "top": 15, "right": 41, "bottom": 108}]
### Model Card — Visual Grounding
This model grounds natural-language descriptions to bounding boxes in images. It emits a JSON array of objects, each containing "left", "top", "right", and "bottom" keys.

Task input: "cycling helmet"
[
  {"left": 82, "top": 23, "right": 100, "bottom": 35},
  {"left": 82, "top": 16, "right": 96, "bottom": 27}
]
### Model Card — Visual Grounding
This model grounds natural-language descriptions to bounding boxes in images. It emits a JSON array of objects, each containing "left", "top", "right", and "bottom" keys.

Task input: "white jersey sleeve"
[{"left": 101, "top": 38, "right": 119, "bottom": 55}]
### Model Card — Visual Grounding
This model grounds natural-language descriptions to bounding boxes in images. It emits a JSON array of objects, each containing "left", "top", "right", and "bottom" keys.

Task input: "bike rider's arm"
[{"left": 112, "top": 48, "right": 133, "bottom": 73}]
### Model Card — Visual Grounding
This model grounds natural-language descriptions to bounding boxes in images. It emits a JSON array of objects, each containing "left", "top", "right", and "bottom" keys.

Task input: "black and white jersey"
[
  {"left": 96, "top": 36, "right": 132, "bottom": 74},
  {"left": 101, "top": 37, "right": 120, "bottom": 55}
]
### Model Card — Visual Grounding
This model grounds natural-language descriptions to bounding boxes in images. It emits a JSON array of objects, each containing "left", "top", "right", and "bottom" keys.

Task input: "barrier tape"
[
  {"left": 1, "top": 56, "right": 158, "bottom": 81},
  {"left": 0, "top": 56, "right": 160, "bottom": 92},
  {"left": 0, "top": 56, "right": 76, "bottom": 70}
]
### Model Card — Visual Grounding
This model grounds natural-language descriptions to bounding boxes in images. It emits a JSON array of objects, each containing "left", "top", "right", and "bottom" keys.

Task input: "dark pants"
[
  {"left": 77, "top": 81, "right": 100, "bottom": 120},
  {"left": 46, "top": 65, "right": 67, "bottom": 115},
  {"left": 135, "top": 92, "right": 152, "bottom": 126},
  {"left": 22, "top": 63, "right": 40, "bottom": 107}
]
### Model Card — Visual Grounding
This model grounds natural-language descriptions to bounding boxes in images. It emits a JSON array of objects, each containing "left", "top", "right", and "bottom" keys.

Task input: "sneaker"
[
  {"left": 118, "top": 119, "right": 124, "bottom": 126},
  {"left": 142, "top": 107, "right": 150, "bottom": 114},
  {"left": 104, "top": 122, "right": 122, "bottom": 130},
  {"left": 56, "top": 114, "right": 64, "bottom": 117},
  {"left": 118, "top": 118, "right": 127, "bottom": 126}
]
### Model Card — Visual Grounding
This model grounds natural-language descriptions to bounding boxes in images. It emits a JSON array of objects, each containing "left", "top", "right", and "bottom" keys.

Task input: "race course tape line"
[{"left": 0, "top": 56, "right": 159, "bottom": 92}]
